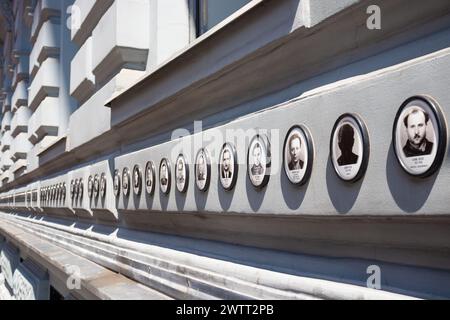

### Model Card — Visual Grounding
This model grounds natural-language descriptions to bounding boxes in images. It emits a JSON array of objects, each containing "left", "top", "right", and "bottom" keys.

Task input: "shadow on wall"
[
  {"left": 175, "top": 187, "right": 187, "bottom": 211},
  {"left": 245, "top": 171, "right": 267, "bottom": 212},
  {"left": 194, "top": 183, "right": 209, "bottom": 211},
  {"left": 217, "top": 174, "right": 235, "bottom": 211},
  {"left": 158, "top": 189, "right": 169, "bottom": 211},
  {"left": 326, "top": 157, "right": 364, "bottom": 214},
  {"left": 386, "top": 143, "right": 437, "bottom": 213},
  {"left": 280, "top": 167, "right": 309, "bottom": 211}
]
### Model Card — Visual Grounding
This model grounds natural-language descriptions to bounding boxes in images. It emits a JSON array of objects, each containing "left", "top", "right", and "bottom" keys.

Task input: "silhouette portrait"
[{"left": 337, "top": 124, "right": 359, "bottom": 166}]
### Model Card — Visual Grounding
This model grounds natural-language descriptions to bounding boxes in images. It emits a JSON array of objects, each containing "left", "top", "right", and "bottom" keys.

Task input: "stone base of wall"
[
  {"left": 1, "top": 211, "right": 436, "bottom": 300},
  {"left": 0, "top": 213, "right": 170, "bottom": 300}
]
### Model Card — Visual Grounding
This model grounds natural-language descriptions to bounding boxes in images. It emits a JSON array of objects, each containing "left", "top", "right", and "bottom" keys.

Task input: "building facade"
[{"left": 0, "top": 0, "right": 450, "bottom": 300}]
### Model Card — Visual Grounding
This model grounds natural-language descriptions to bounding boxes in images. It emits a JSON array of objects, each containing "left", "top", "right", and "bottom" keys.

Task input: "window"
[{"left": 197, "top": 0, "right": 251, "bottom": 35}]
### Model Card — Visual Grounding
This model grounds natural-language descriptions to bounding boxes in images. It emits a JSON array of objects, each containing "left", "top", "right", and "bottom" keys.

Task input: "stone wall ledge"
[
  {"left": 0, "top": 211, "right": 437, "bottom": 300},
  {"left": 0, "top": 215, "right": 170, "bottom": 300}
]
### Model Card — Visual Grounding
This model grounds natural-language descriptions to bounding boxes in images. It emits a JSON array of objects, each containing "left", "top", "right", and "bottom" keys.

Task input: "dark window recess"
[
  {"left": 50, "top": 286, "right": 65, "bottom": 300},
  {"left": 197, "top": 0, "right": 251, "bottom": 35}
]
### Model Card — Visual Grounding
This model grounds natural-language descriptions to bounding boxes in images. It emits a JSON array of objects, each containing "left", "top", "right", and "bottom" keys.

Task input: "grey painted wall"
[{"left": 113, "top": 27, "right": 450, "bottom": 217}]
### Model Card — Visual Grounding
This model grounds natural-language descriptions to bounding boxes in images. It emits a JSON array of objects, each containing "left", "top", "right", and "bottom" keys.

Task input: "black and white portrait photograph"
[
  {"left": 283, "top": 125, "right": 313, "bottom": 186},
  {"left": 247, "top": 134, "right": 270, "bottom": 189},
  {"left": 122, "top": 167, "right": 130, "bottom": 197},
  {"left": 78, "top": 179, "right": 83, "bottom": 200},
  {"left": 70, "top": 180, "right": 75, "bottom": 199},
  {"left": 159, "top": 158, "right": 171, "bottom": 195},
  {"left": 402, "top": 108, "right": 434, "bottom": 158},
  {"left": 145, "top": 161, "right": 156, "bottom": 195},
  {"left": 133, "top": 165, "right": 142, "bottom": 196},
  {"left": 195, "top": 148, "right": 211, "bottom": 192},
  {"left": 219, "top": 143, "right": 238, "bottom": 191},
  {"left": 113, "top": 170, "right": 120, "bottom": 197},
  {"left": 176, "top": 154, "right": 189, "bottom": 193},
  {"left": 73, "top": 179, "right": 78, "bottom": 199},
  {"left": 94, "top": 174, "right": 100, "bottom": 198},
  {"left": 100, "top": 173, "right": 107, "bottom": 199},
  {"left": 393, "top": 96, "right": 447, "bottom": 177},
  {"left": 330, "top": 114, "right": 369, "bottom": 182},
  {"left": 62, "top": 183, "right": 66, "bottom": 201},
  {"left": 88, "top": 175, "right": 94, "bottom": 199}
]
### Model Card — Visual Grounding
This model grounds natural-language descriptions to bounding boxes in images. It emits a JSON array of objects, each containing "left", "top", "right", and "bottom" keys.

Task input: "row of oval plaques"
[
  {"left": 35, "top": 95, "right": 446, "bottom": 205},
  {"left": 109, "top": 95, "right": 448, "bottom": 200}
]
